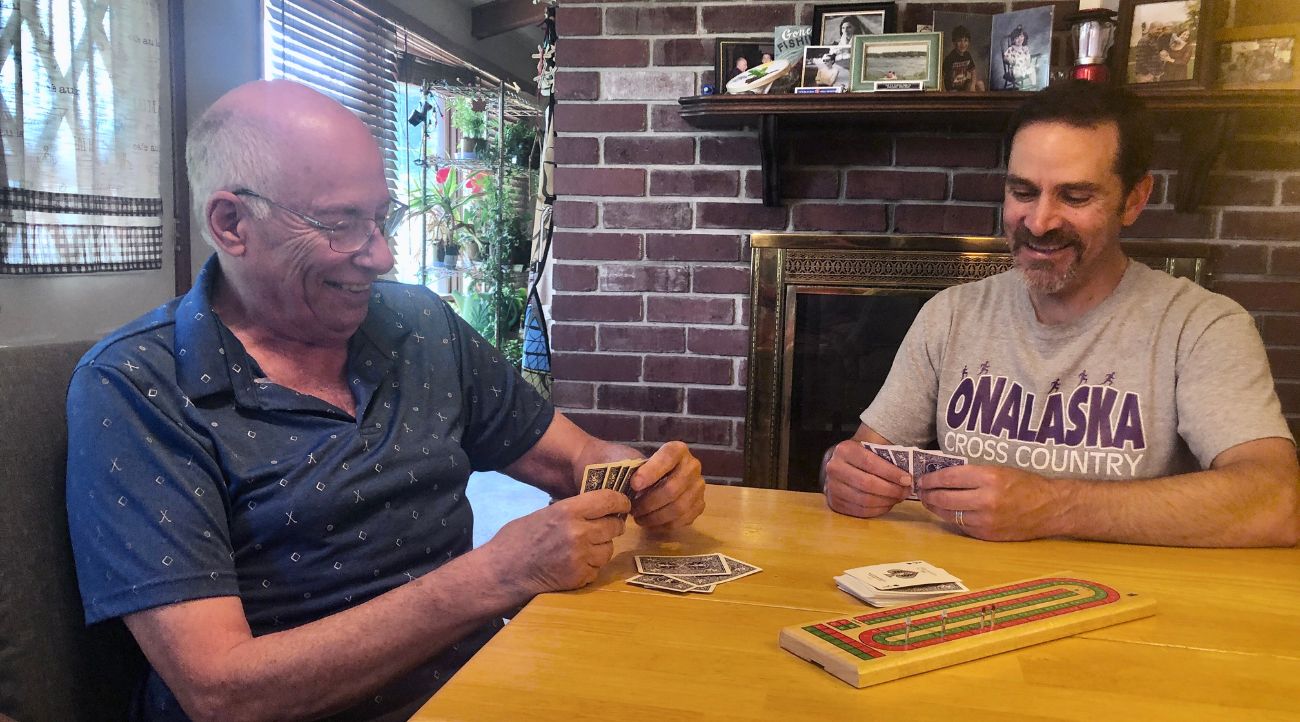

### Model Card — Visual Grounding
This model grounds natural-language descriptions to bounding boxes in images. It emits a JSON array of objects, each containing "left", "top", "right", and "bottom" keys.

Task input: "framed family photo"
[
  {"left": 812, "top": 2, "right": 896, "bottom": 46},
  {"left": 715, "top": 38, "right": 777, "bottom": 93},
  {"left": 1216, "top": 24, "right": 1299, "bottom": 89},
  {"left": 1118, "top": 0, "right": 1217, "bottom": 89},
  {"left": 849, "top": 32, "right": 941, "bottom": 91}
]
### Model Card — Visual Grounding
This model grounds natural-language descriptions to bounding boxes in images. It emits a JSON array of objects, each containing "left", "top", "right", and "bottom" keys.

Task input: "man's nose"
[
  {"left": 355, "top": 226, "right": 396, "bottom": 274},
  {"left": 1023, "top": 198, "right": 1064, "bottom": 236}
]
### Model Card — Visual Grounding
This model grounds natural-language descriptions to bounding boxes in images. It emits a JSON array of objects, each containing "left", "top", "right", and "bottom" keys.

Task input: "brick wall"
[{"left": 550, "top": 0, "right": 1300, "bottom": 482}]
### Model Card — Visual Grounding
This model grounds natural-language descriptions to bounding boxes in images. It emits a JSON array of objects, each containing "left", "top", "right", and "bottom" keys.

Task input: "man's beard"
[{"left": 1011, "top": 225, "right": 1083, "bottom": 294}]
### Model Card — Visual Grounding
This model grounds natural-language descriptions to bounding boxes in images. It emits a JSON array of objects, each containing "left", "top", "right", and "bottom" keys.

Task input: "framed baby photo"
[
  {"left": 1117, "top": 0, "right": 1219, "bottom": 89},
  {"left": 988, "top": 6, "right": 1054, "bottom": 91},
  {"left": 812, "top": 2, "right": 897, "bottom": 46},
  {"left": 849, "top": 32, "right": 942, "bottom": 92},
  {"left": 715, "top": 37, "right": 776, "bottom": 94},
  {"left": 1216, "top": 23, "right": 1299, "bottom": 90}
]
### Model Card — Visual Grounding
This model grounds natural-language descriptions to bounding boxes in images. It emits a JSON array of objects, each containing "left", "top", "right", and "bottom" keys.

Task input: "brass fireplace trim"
[{"left": 744, "top": 233, "right": 1214, "bottom": 489}]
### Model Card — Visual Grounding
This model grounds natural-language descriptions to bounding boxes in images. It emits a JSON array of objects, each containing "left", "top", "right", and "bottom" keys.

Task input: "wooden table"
[{"left": 413, "top": 485, "right": 1300, "bottom": 721}]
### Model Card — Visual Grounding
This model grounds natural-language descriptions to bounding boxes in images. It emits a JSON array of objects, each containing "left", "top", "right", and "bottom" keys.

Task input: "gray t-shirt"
[{"left": 863, "top": 262, "right": 1292, "bottom": 479}]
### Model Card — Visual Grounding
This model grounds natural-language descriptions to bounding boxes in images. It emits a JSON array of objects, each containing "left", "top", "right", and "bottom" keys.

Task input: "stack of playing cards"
[
  {"left": 580, "top": 458, "right": 646, "bottom": 504},
  {"left": 626, "top": 553, "right": 762, "bottom": 594},
  {"left": 862, "top": 443, "right": 966, "bottom": 500},
  {"left": 834, "top": 560, "right": 967, "bottom": 607}
]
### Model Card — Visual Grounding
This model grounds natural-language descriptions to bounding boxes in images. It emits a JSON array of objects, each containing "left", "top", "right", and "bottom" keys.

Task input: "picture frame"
[
  {"left": 988, "top": 6, "right": 1054, "bottom": 91},
  {"left": 812, "top": 2, "right": 897, "bottom": 46},
  {"left": 1116, "top": 0, "right": 1218, "bottom": 89},
  {"left": 933, "top": 10, "right": 993, "bottom": 92},
  {"left": 1216, "top": 23, "right": 1299, "bottom": 89},
  {"left": 849, "top": 32, "right": 942, "bottom": 92},
  {"left": 714, "top": 37, "right": 777, "bottom": 94},
  {"left": 801, "top": 45, "right": 852, "bottom": 89}
]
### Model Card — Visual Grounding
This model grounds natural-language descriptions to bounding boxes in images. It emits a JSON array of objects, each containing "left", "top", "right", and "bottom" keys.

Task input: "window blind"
[{"left": 264, "top": 0, "right": 400, "bottom": 188}]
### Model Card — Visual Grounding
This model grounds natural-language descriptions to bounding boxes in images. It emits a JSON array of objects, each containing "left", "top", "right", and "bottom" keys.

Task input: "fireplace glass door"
[{"left": 782, "top": 287, "right": 934, "bottom": 492}]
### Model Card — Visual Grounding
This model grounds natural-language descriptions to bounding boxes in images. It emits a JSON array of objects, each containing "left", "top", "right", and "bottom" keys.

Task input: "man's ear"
[
  {"left": 1120, "top": 173, "right": 1154, "bottom": 227},
  {"left": 206, "top": 191, "right": 249, "bottom": 256}
]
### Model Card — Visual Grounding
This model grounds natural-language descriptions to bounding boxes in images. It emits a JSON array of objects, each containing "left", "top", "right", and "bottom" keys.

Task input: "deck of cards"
[
  {"left": 862, "top": 442, "right": 967, "bottom": 499},
  {"left": 834, "top": 560, "right": 967, "bottom": 607},
  {"left": 580, "top": 458, "right": 646, "bottom": 504},
  {"left": 627, "top": 553, "right": 762, "bottom": 594}
]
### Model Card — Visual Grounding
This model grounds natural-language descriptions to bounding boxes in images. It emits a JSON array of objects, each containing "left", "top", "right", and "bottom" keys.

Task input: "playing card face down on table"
[{"left": 627, "top": 554, "right": 763, "bottom": 594}]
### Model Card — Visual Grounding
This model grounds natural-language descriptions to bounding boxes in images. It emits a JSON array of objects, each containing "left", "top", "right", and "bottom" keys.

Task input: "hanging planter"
[{"left": 450, "top": 96, "right": 487, "bottom": 161}]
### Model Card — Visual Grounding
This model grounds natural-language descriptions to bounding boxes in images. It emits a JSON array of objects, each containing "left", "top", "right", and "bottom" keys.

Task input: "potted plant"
[
  {"left": 449, "top": 97, "right": 487, "bottom": 160},
  {"left": 501, "top": 120, "right": 538, "bottom": 168},
  {"left": 407, "top": 165, "right": 487, "bottom": 266}
]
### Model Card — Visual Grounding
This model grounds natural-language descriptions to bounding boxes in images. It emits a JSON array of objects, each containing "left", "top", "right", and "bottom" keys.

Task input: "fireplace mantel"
[
  {"left": 744, "top": 233, "right": 1215, "bottom": 491},
  {"left": 679, "top": 89, "right": 1300, "bottom": 211}
]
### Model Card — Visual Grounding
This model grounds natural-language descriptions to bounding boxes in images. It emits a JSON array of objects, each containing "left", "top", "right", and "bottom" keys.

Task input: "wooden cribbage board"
[{"left": 780, "top": 573, "right": 1156, "bottom": 688}]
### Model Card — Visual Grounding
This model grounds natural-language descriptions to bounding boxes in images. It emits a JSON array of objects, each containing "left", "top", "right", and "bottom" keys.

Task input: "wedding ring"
[{"left": 955, "top": 509, "right": 966, "bottom": 530}]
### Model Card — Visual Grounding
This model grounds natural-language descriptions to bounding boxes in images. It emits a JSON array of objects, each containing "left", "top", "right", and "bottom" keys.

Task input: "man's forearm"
[
  {"left": 505, "top": 411, "right": 641, "bottom": 498},
  {"left": 1048, "top": 440, "right": 1298, "bottom": 547},
  {"left": 129, "top": 545, "right": 527, "bottom": 722}
]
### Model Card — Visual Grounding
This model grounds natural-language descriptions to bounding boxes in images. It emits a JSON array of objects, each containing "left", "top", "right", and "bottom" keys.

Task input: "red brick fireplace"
[{"left": 549, "top": 1, "right": 1300, "bottom": 484}]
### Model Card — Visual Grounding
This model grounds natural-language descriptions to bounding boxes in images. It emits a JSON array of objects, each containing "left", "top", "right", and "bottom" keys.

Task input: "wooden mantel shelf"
[{"left": 678, "top": 89, "right": 1300, "bottom": 210}]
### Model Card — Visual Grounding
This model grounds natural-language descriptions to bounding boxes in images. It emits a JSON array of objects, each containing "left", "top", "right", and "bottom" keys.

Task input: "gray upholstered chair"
[{"left": 0, "top": 340, "right": 145, "bottom": 722}]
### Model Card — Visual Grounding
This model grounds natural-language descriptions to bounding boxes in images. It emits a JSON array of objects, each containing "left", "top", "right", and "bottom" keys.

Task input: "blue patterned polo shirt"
[{"left": 66, "top": 256, "right": 554, "bottom": 719}]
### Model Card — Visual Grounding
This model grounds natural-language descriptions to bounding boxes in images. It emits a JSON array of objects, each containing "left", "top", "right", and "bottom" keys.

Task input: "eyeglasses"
[{"left": 232, "top": 189, "right": 409, "bottom": 254}]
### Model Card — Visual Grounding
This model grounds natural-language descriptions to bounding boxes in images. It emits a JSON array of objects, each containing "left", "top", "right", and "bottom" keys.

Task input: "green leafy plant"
[
  {"left": 406, "top": 100, "right": 537, "bottom": 367},
  {"left": 469, "top": 173, "right": 528, "bottom": 264},
  {"left": 450, "top": 289, "right": 495, "bottom": 338},
  {"left": 448, "top": 96, "right": 487, "bottom": 139},
  {"left": 450, "top": 285, "right": 526, "bottom": 350},
  {"left": 500, "top": 120, "right": 538, "bottom": 166},
  {"left": 407, "top": 165, "right": 487, "bottom": 261}
]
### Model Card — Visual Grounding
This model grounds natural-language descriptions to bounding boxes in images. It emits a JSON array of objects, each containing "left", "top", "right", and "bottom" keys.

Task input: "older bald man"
[{"left": 65, "top": 80, "right": 705, "bottom": 722}]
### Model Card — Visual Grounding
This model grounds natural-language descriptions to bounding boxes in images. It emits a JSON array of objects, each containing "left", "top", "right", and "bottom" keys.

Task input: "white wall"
[{"left": 183, "top": 0, "right": 262, "bottom": 282}]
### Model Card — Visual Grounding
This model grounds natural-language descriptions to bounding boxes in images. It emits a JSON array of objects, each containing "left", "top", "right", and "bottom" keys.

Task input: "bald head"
[{"left": 186, "top": 80, "right": 384, "bottom": 247}]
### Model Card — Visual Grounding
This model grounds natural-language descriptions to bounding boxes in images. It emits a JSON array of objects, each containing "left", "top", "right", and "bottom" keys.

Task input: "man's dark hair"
[
  {"left": 1006, "top": 80, "right": 1154, "bottom": 193},
  {"left": 952, "top": 25, "right": 971, "bottom": 43}
]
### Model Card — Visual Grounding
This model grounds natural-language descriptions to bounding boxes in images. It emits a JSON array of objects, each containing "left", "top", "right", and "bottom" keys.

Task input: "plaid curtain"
[{"left": 0, "top": 0, "right": 164, "bottom": 274}]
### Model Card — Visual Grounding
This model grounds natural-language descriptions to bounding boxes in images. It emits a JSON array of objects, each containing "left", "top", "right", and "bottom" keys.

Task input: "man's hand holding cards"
[
  {"left": 580, "top": 458, "right": 646, "bottom": 511},
  {"left": 861, "top": 442, "right": 966, "bottom": 500}
]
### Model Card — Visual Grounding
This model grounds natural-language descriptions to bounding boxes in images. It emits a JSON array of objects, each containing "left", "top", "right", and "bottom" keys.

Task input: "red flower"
[
  {"left": 465, "top": 172, "right": 487, "bottom": 192},
  {"left": 435, "top": 167, "right": 451, "bottom": 185}
]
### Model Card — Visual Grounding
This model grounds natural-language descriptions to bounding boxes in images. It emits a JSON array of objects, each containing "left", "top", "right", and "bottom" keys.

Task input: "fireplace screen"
[
  {"left": 785, "top": 288, "right": 931, "bottom": 492},
  {"left": 744, "top": 234, "right": 1211, "bottom": 491}
]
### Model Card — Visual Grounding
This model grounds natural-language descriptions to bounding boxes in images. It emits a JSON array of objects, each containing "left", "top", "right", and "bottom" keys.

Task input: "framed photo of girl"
[
  {"left": 1116, "top": 0, "right": 1222, "bottom": 89},
  {"left": 989, "top": 6, "right": 1053, "bottom": 91},
  {"left": 812, "top": 2, "right": 897, "bottom": 46}
]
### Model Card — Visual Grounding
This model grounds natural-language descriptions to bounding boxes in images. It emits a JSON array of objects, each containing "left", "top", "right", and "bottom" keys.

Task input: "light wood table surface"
[{"left": 414, "top": 484, "right": 1300, "bottom": 721}]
